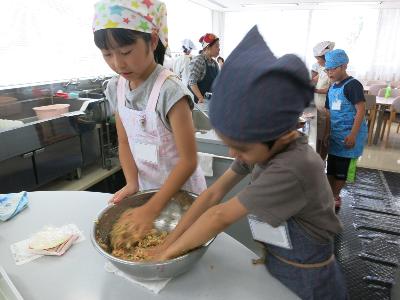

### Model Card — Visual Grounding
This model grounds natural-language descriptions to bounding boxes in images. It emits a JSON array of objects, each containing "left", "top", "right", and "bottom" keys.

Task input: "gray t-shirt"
[
  {"left": 105, "top": 64, "right": 194, "bottom": 131},
  {"left": 231, "top": 135, "right": 342, "bottom": 242}
]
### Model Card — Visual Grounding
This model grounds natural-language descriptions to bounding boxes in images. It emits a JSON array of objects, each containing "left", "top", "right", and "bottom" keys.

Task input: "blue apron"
[
  {"left": 328, "top": 78, "right": 367, "bottom": 158},
  {"left": 265, "top": 219, "right": 348, "bottom": 300}
]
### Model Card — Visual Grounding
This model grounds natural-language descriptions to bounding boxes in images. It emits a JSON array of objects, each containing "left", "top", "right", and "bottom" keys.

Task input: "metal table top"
[{"left": 0, "top": 191, "right": 298, "bottom": 300}]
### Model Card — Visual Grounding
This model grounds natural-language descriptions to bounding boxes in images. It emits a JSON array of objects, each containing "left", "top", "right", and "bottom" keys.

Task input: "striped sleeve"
[{"left": 188, "top": 55, "right": 206, "bottom": 86}]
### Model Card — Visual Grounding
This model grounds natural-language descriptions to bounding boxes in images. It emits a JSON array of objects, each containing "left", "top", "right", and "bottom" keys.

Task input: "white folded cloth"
[
  {"left": 104, "top": 262, "right": 172, "bottom": 294},
  {"left": 0, "top": 119, "right": 24, "bottom": 132},
  {"left": 198, "top": 152, "right": 214, "bottom": 177}
]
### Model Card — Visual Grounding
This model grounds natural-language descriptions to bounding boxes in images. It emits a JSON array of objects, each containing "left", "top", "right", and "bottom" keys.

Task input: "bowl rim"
[{"left": 91, "top": 189, "right": 215, "bottom": 266}]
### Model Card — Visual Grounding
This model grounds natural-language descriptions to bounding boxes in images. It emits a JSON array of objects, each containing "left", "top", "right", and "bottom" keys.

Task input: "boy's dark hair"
[
  {"left": 217, "top": 56, "right": 224, "bottom": 63},
  {"left": 263, "top": 140, "right": 276, "bottom": 149},
  {"left": 94, "top": 28, "right": 166, "bottom": 65}
]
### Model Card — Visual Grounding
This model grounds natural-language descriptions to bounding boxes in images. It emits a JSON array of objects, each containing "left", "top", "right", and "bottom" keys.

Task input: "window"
[
  {"left": 224, "top": 6, "right": 400, "bottom": 81},
  {"left": 163, "top": 0, "right": 212, "bottom": 55},
  {"left": 0, "top": 0, "right": 212, "bottom": 87},
  {"left": 224, "top": 10, "right": 311, "bottom": 60},
  {"left": 307, "top": 8, "right": 380, "bottom": 79},
  {"left": 0, "top": 0, "right": 109, "bottom": 87}
]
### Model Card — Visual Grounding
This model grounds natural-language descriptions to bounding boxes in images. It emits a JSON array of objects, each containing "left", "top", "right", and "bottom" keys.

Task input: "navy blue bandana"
[{"left": 209, "top": 26, "right": 313, "bottom": 143}]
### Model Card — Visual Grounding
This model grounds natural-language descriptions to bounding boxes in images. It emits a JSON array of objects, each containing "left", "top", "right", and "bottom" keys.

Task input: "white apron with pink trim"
[{"left": 117, "top": 68, "right": 207, "bottom": 195}]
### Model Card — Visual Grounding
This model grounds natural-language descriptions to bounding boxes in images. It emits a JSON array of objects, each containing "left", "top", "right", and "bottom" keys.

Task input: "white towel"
[
  {"left": 198, "top": 152, "right": 214, "bottom": 177},
  {"left": 0, "top": 119, "right": 24, "bottom": 132},
  {"left": 104, "top": 262, "right": 171, "bottom": 294}
]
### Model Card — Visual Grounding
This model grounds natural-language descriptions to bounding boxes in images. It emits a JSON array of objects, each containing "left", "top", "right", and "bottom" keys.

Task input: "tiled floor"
[{"left": 358, "top": 123, "right": 400, "bottom": 173}]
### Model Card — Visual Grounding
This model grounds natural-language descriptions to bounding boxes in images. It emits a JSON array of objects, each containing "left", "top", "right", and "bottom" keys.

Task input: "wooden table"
[{"left": 372, "top": 96, "right": 396, "bottom": 145}]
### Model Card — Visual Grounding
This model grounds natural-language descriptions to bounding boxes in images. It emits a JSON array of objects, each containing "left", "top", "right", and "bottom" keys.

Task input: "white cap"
[
  {"left": 313, "top": 41, "right": 335, "bottom": 57},
  {"left": 181, "top": 39, "right": 196, "bottom": 50}
]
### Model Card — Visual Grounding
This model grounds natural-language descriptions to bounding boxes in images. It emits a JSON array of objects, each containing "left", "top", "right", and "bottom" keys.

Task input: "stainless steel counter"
[
  {"left": 195, "top": 107, "right": 317, "bottom": 152},
  {"left": 0, "top": 191, "right": 298, "bottom": 300}
]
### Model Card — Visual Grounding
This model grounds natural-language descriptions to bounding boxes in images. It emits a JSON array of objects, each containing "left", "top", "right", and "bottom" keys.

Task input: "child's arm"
[
  {"left": 146, "top": 168, "right": 245, "bottom": 256},
  {"left": 161, "top": 197, "right": 248, "bottom": 260},
  {"left": 344, "top": 102, "right": 366, "bottom": 148},
  {"left": 120, "top": 97, "right": 205, "bottom": 239},
  {"left": 111, "top": 113, "right": 139, "bottom": 203},
  {"left": 315, "top": 87, "right": 329, "bottom": 94},
  {"left": 146, "top": 97, "right": 199, "bottom": 212},
  {"left": 311, "top": 73, "right": 319, "bottom": 85},
  {"left": 323, "top": 109, "right": 330, "bottom": 146}
]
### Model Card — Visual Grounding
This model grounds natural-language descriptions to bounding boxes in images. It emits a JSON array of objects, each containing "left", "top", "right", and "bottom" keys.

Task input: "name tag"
[
  {"left": 134, "top": 143, "right": 158, "bottom": 164},
  {"left": 332, "top": 100, "right": 341, "bottom": 111},
  {"left": 248, "top": 215, "right": 292, "bottom": 249}
]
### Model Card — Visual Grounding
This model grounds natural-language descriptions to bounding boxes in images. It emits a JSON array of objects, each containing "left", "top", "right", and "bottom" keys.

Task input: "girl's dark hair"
[{"left": 94, "top": 28, "right": 166, "bottom": 65}]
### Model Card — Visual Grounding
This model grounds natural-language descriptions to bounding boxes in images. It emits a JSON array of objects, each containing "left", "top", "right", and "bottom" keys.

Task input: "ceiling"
[{"left": 190, "top": 0, "right": 400, "bottom": 11}]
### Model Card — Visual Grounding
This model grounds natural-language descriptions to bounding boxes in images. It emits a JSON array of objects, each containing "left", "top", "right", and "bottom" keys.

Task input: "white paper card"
[
  {"left": 248, "top": 216, "right": 292, "bottom": 250},
  {"left": 198, "top": 152, "right": 214, "bottom": 177},
  {"left": 104, "top": 262, "right": 171, "bottom": 294},
  {"left": 134, "top": 143, "right": 158, "bottom": 164},
  {"left": 332, "top": 100, "right": 341, "bottom": 111}
]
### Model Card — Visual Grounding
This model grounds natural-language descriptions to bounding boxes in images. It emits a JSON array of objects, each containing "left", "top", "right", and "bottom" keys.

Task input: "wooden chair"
[
  {"left": 366, "top": 80, "right": 387, "bottom": 86},
  {"left": 377, "top": 88, "right": 400, "bottom": 98},
  {"left": 365, "top": 95, "right": 377, "bottom": 145},
  {"left": 390, "top": 81, "right": 400, "bottom": 88},
  {"left": 384, "top": 96, "right": 400, "bottom": 148},
  {"left": 369, "top": 84, "right": 387, "bottom": 96}
]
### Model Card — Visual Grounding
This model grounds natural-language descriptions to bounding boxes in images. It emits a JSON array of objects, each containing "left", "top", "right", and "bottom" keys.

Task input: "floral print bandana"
[{"left": 93, "top": 0, "right": 168, "bottom": 47}]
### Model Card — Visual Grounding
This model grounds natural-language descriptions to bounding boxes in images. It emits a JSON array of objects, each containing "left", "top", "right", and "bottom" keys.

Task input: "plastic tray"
[
  {"left": 32, "top": 104, "right": 70, "bottom": 120},
  {"left": 0, "top": 267, "right": 23, "bottom": 300}
]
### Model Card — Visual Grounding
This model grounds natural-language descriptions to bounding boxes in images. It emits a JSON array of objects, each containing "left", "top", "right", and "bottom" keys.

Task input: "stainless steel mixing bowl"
[{"left": 91, "top": 190, "right": 214, "bottom": 281}]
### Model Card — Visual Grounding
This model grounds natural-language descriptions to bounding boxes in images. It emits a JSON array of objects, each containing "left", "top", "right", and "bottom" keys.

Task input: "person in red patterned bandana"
[{"left": 187, "top": 33, "right": 220, "bottom": 103}]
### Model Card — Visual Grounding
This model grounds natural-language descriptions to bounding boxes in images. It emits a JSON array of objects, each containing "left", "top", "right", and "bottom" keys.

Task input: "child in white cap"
[
  {"left": 173, "top": 39, "right": 196, "bottom": 86},
  {"left": 313, "top": 41, "right": 335, "bottom": 159},
  {"left": 93, "top": 0, "right": 206, "bottom": 239}
]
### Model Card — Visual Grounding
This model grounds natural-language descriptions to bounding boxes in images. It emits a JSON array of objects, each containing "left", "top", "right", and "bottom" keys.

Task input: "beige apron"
[
  {"left": 314, "top": 66, "right": 330, "bottom": 140},
  {"left": 117, "top": 69, "right": 207, "bottom": 195}
]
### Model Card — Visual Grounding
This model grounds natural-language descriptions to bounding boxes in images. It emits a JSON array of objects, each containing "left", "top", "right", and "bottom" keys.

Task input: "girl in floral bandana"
[{"left": 93, "top": 0, "right": 206, "bottom": 241}]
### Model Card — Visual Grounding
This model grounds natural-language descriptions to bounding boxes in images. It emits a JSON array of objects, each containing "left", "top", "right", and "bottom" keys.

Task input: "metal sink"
[
  {"left": 79, "top": 89, "right": 105, "bottom": 99},
  {"left": 20, "top": 116, "right": 39, "bottom": 124},
  {"left": 192, "top": 105, "right": 211, "bottom": 132}
]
